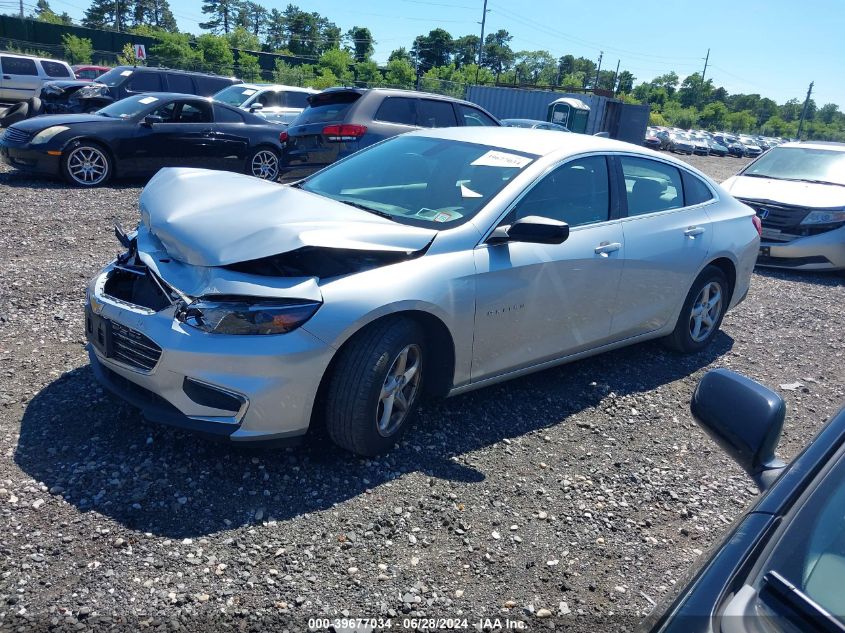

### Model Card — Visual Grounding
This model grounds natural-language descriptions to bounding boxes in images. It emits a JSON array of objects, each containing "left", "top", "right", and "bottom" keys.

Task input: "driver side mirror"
[
  {"left": 249, "top": 103, "right": 264, "bottom": 112},
  {"left": 143, "top": 114, "right": 164, "bottom": 126},
  {"left": 691, "top": 369, "right": 787, "bottom": 491},
  {"left": 488, "top": 216, "right": 570, "bottom": 245}
]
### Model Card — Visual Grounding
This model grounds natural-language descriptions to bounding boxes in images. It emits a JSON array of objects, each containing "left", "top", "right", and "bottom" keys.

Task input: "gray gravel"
[{"left": 1, "top": 153, "right": 844, "bottom": 632}]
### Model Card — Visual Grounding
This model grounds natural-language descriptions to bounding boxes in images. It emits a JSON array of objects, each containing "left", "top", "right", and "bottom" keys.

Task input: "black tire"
[
  {"left": 664, "top": 265, "right": 729, "bottom": 353},
  {"left": 245, "top": 146, "right": 281, "bottom": 181},
  {"left": 60, "top": 140, "right": 113, "bottom": 187},
  {"left": 0, "top": 101, "right": 28, "bottom": 127},
  {"left": 26, "top": 96, "right": 42, "bottom": 116},
  {"left": 325, "top": 318, "right": 425, "bottom": 456}
]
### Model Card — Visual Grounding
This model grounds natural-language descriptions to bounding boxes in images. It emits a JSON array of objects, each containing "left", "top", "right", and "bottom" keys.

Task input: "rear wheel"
[
  {"left": 61, "top": 141, "right": 112, "bottom": 187},
  {"left": 664, "top": 265, "right": 729, "bottom": 353},
  {"left": 325, "top": 319, "right": 425, "bottom": 456},
  {"left": 247, "top": 147, "right": 280, "bottom": 181}
]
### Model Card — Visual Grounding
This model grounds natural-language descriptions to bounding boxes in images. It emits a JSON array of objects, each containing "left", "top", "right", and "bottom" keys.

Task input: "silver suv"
[{"left": 0, "top": 52, "right": 74, "bottom": 102}]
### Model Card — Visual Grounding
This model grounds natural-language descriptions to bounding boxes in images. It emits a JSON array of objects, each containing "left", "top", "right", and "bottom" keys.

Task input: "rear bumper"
[
  {"left": 0, "top": 142, "right": 60, "bottom": 175},
  {"left": 758, "top": 226, "right": 845, "bottom": 270}
]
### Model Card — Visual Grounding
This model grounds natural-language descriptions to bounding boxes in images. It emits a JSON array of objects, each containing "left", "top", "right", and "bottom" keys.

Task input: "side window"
[
  {"left": 417, "top": 99, "right": 458, "bottom": 127},
  {"left": 374, "top": 97, "right": 417, "bottom": 125},
  {"left": 40, "top": 61, "right": 71, "bottom": 77},
  {"left": 176, "top": 102, "right": 212, "bottom": 123},
  {"left": 256, "top": 91, "right": 281, "bottom": 107},
  {"left": 510, "top": 156, "right": 610, "bottom": 227},
  {"left": 284, "top": 91, "right": 311, "bottom": 109},
  {"left": 0, "top": 56, "right": 38, "bottom": 75},
  {"left": 620, "top": 156, "right": 684, "bottom": 216},
  {"left": 150, "top": 102, "right": 177, "bottom": 122},
  {"left": 166, "top": 73, "right": 194, "bottom": 94},
  {"left": 456, "top": 104, "right": 497, "bottom": 127},
  {"left": 213, "top": 104, "right": 244, "bottom": 123},
  {"left": 127, "top": 72, "right": 163, "bottom": 92},
  {"left": 682, "top": 171, "right": 714, "bottom": 206}
]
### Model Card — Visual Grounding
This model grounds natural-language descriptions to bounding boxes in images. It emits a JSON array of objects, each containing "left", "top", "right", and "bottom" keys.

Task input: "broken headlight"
[{"left": 178, "top": 298, "right": 321, "bottom": 335}]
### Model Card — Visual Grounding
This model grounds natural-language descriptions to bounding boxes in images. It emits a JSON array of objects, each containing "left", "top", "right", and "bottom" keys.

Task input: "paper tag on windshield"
[
  {"left": 120, "top": 70, "right": 133, "bottom": 76},
  {"left": 460, "top": 183, "right": 483, "bottom": 198},
  {"left": 138, "top": 96, "right": 158, "bottom": 104},
  {"left": 242, "top": 89, "right": 257, "bottom": 95},
  {"left": 471, "top": 150, "right": 531, "bottom": 169}
]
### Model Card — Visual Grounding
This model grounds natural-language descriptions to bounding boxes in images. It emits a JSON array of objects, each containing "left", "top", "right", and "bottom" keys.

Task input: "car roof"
[
  {"left": 318, "top": 86, "right": 480, "bottom": 106},
  {"left": 408, "top": 126, "right": 648, "bottom": 157},
  {"left": 112, "top": 65, "right": 238, "bottom": 80},
  {"left": 0, "top": 51, "right": 68, "bottom": 63},
  {"left": 780, "top": 140, "right": 845, "bottom": 152},
  {"left": 238, "top": 83, "right": 319, "bottom": 93}
]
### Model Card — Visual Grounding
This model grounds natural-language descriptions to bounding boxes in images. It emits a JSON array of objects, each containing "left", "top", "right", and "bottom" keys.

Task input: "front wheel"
[
  {"left": 61, "top": 142, "right": 112, "bottom": 187},
  {"left": 325, "top": 319, "right": 425, "bottom": 456},
  {"left": 247, "top": 147, "right": 280, "bottom": 181},
  {"left": 664, "top": 266, "right": 729, "bottom": 353}
]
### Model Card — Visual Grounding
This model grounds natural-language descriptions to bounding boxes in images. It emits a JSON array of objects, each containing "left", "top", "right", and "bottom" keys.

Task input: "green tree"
[
  {"left": 452, "top": 34, "right": 480, "bottom": 68},
  {"left": 699, "top": 101, "right": 729, "bottom": 129},
  {"left": 818, "top": 103, "right": 840, "bottom": 125},
  {"left": 226, "top": 25, "right": 260, "bottom": 51},
  {"left": 272, "top": 59, "right": 313, "bottom": 85},
  {"left": 513, "top": 50, "right": 556, "bottom": 85},
  {"left": 236, "top": 52, "right": 262, "bottom": 81},
  {"left": 354, "top": 60, "right": 381, "bottom": 84},
  {"left": 388, "top": 47, "right": 412, "bottom": 64},
  {"left": 150, "top": 31, "right": 200, "bottom": 67},
  {"left": 346, "top": 26, "right": 374, "bottom": 63},
  {"left": 482, "top": 29, "right": 514, "bottom": 81},
  {"left": 117, "top": 42, "right": 145, "bottom": 65},
  {"left": 82, "top": 0, "right": 130, "bottom": 30},
  {"left": 616, "top": 70, "right": 635, "bottom": 94},
  {"left": 780, "top": 98, "right": 802, "bottom": 122},
  {"left": 411, "top": 28, "right": 453, "bottom": 71},
  {"left": 33, "top": 0, "right": 73, "bottom": 24},
  {"left": 318, "top": 47, "right": 353, "bottom": 83},
  {"left": 197, "top": 33, "right": 235, "bottom": 74},
  {"left": 61, "top": 34, "right": 93, "bottom": 64},
  {"left": 237, "top": 1, "right": 267, "bottom": 36},
  {"left": 132, "top": 0, "right": 177, "bottom": 32},
  {"left": 726, "top": 109, "right": 756, "bottom": 132},
  {"left": 384, "top": 57, "right": 415, "bottom": 88},
  {"left": 651, "top": 71, "right": 679, "bottom": 97},
  {"left": 200, "top": 0, "right": 241, "bottom": 34}
]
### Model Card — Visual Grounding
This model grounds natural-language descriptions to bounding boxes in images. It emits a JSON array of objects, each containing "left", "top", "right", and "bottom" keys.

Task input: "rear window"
[
  {"left": 418, "top": 99, "right": 457, "bottom": 127},
  {"left": 294, "top": 91, "right": 361, "bottom": 125},
  {"left": 214, "top": 104, "right": 244, "bottom": 123},
  {"left": 456, "top": 104, "right": 497, "bottom": 126},
  {"left": 194, "top": 76, "right": 236, "bottom": 96},
  {"left": 0, "top": 56, "right": 38, "bottom": 76},
  {"left": 40, "top": 60, "right": 71, "bottom": 78},
  {"left": 682, "top": 171, "right": 714, "bottom": 205},
  {"left": 167, "top": 73, "right": 194, "bottom": 94}
]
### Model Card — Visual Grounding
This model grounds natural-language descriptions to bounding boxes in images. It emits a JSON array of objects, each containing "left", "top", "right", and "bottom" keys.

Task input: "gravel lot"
[{"left": 1, "top": 152, "right": 844, "bottom": 632}]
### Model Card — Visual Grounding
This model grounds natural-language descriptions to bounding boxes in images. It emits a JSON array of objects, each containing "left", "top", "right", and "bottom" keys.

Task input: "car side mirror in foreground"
[
  {"left": 488, "top": 216, "right": 570, "bottom": 245},
  {"left": 691, "top": 368, "right": 787, "bottom": 491},
  {"left": 249, "top": 103, "right": 264, "bottom": 111},
  {"left": 143, "top": 114, "right": 164, "bottom": 126}
]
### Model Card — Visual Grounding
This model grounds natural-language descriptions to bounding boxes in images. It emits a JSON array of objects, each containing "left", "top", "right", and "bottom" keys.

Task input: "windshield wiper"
[
  {"left": 336, "top": 199, "right": 396, "bottom": 220},
  {"left": 760, "top": 571, "right": 845, "bottom": 633},
  {"left": 788, "top": 178, "right": 845, "bottom": 187}
]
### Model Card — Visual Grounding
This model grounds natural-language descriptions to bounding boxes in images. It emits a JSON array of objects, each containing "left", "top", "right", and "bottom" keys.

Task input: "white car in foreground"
[{"left": 85, "top": 128, "right": 760, "bottom": 455}]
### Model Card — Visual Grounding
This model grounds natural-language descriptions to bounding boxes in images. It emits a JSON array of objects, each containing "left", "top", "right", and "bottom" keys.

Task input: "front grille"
[
  {"left": 740, "top": 200, "right": 811, "bottom": 230},
  {"left": 2, "top": 128, "right": 31, "bottom": 144},
  {"left": 111, "top": 322, "right": 162, "bottom": 371}
]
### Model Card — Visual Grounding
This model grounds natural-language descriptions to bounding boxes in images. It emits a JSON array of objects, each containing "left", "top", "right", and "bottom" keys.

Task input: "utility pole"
[
  {"left": 474, "top": 0, "right": 489, "bottom": 85},
  {"left": 593, "top": 51, "right": 603, "bottom": 92},
  {"left": 612, "top": 59, "right": 620, "bottom": 95},
  {"left": 115, "top": 0, "right": 121, "bottom": 32},
  {"left": 19, "top": 0, "right": 23, "bottom": 19},
  {"left": 698, "top": 48, "right": 710, "bottom": 107},
  {"left": 798, "top": 81, "right": 814, "bottom": 139}
]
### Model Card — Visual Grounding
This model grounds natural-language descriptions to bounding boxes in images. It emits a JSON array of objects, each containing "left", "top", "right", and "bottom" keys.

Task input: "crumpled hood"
[
  {"left": 139, "top": 168, "right": 438, "bottom": 267},
  {"left": 722, "top": 175, "right": 845, "bottom": 209}
]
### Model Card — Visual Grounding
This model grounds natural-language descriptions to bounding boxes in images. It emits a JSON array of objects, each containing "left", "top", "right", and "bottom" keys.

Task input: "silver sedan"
[{"left": 85, "top": 128, "right": 760, "bottom": 456}]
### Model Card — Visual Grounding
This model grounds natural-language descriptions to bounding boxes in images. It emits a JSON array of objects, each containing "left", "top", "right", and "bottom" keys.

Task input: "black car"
[
  {"left": 280, "top": 87, "right": 500, "bottom": 181},
  {"left": 0, "top": 93, "right": 285, "bottom": 186},
  {"left": 641, "top": 368, "right": 845, "bottom": 632},
  {"left": 43, "top": 66, "right": 242, "bottom": 114}
]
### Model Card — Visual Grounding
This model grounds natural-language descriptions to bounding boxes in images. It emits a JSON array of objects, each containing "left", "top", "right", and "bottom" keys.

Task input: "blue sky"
[{"left": 50, "top": 0, "right": 844, "bottom": 108}]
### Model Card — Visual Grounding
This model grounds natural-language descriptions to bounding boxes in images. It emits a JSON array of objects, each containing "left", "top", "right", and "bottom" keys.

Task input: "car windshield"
[
  {"left": 97, "top": 94, "right": 160, "bottom": 119},
  {"left": 300, "top": 135, "right": 538, "bottom": 228},
  {"left": 742, "top": 147, "right": 845, "bottom": 186},
  {"left": 214, "top": 85, "right": 260, "bottom": 107},
  {"left": 92, "top": 67, "right": 132, "bottom": 87},
  {"left": 752, "top": 452, "right": 845, "bottom": 621}
]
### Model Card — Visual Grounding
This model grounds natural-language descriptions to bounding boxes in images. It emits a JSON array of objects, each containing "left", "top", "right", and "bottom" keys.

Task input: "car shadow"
[
  {"left": 15, "top": 333, "right": 733, "bottom": 538},
  {"left": 0, "top": 168, "right": 148, "bottom": 190},
  {"left": 753, "top": 266, "right": 843, "bottom": 286}
]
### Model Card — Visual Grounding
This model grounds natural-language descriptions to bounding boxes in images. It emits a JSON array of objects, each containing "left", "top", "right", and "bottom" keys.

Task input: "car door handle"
[
  {"left": 594, "top": 242, "right": 621, "bottom": 255},
  {"left": 684, "top": 226, "right": 706, "bottom": 237},
  {"left": 201, "top": 128, "right": 214, "bottom": 136},
  {"left": 2, "top": 75, "right": 10, "bottom": 80}
]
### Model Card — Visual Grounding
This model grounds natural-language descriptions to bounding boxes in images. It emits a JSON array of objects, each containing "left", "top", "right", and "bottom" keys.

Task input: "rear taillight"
[
  {"left": 279, "top": 130, "right": 288, "bottom": 143},
  {"left": 322, "top": 124, "right": 367, "bottom": 142},
  {"left": 751, "top": 215, "right": 762, "bottom": 237}
]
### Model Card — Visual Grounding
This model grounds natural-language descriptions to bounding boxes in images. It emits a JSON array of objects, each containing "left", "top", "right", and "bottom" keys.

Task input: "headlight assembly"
[
  {"left": 800, "top": 209, "right": 845, "bottom": 225},
  {"left": 31, "top": 126, "right": 69, "bottom": 145},
  {"left": 178, "top": 298, "right": 321, "bottom": 335}
]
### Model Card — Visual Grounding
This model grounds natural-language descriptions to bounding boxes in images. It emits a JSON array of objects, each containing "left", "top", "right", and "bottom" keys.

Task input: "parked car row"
[{"left": 645, "top": 125, "right": 787, "bottom": 157}]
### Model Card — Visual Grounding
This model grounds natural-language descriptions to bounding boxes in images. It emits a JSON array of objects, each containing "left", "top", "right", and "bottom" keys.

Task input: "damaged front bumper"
[
  {"left": 85, "top": 262, "right": 334, "bottom": 442},
  {"left": 758, "top": 225, "right": 845, "bottom": 271}
]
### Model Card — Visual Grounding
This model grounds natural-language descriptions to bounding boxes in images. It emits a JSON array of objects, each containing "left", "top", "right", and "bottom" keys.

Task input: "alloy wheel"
[
  {"left": 67, "top": 146, "right": 108, "bottom": 185},
  {"left": 251, "top": 150, "right": 279, "bottom": 180},
  {"left": 376, "top": 344, "right": 422, "bottom": 437},
  {"left": 689, "top": 281, "right": 723, "bottom": 343}
]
